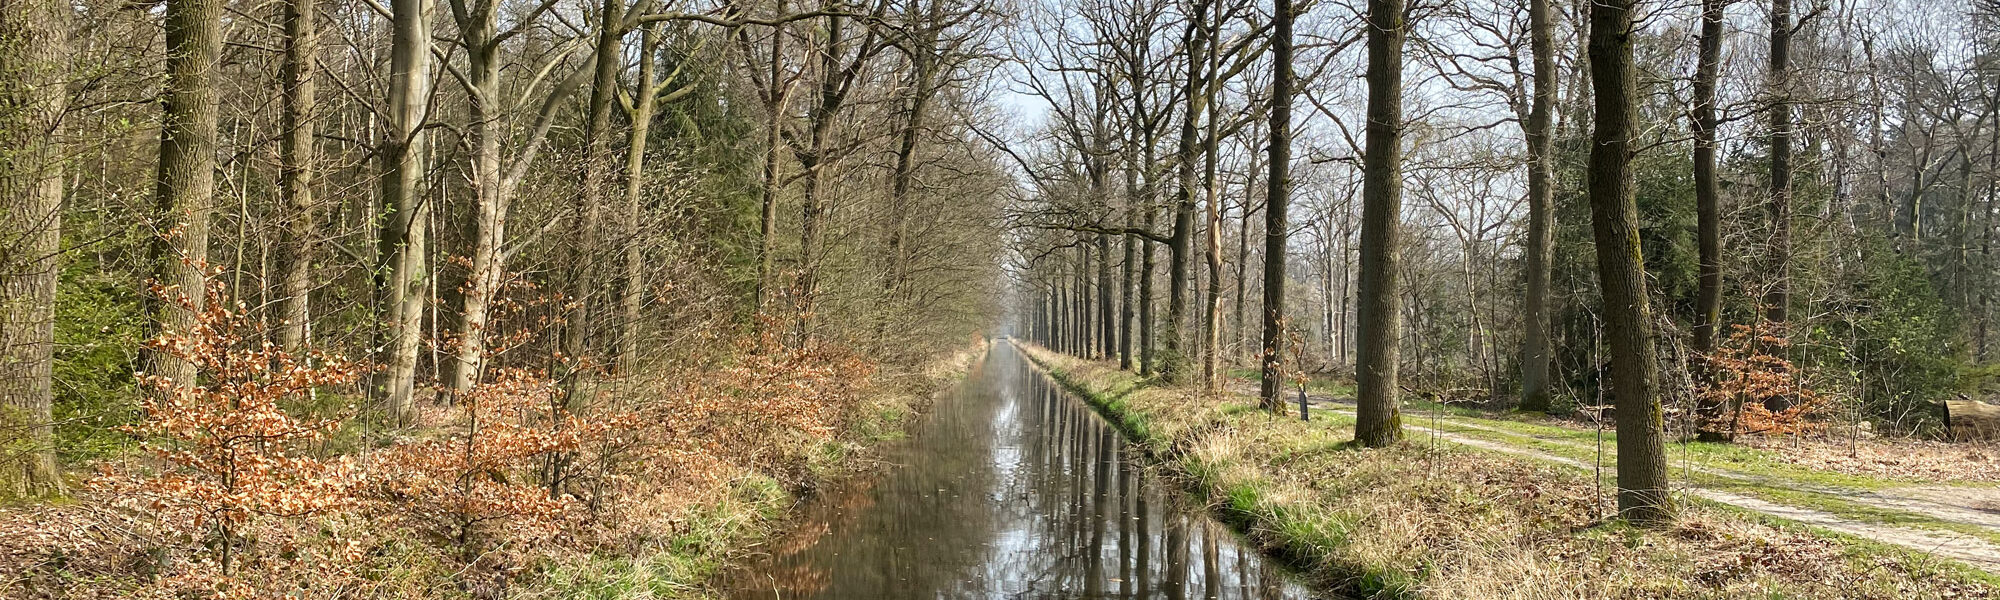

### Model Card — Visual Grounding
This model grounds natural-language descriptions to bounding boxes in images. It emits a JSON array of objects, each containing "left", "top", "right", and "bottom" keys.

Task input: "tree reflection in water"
[{"left": 726, "top": 345, "right": 1317, "bottom": 599}]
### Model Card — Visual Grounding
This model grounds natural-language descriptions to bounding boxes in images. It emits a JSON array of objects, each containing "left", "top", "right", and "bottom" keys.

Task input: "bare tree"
[
  {"left": 1691, "top": 0, "right": 1727, "bottom": 434},
  {"left": 275, "top": 0, "right": 318, "bottom": 352},
  {"left": 1516, "top": 0, "right": 1556, "bottom": 412}
]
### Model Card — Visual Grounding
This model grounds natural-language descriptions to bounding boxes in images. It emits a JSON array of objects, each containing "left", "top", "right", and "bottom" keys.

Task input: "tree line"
[
  {"left": 1007, "top": 0, "right": 1998, "bottom": 525},
  {"left": 0, "top": 0, "right": 1009, "bottom": 500}
]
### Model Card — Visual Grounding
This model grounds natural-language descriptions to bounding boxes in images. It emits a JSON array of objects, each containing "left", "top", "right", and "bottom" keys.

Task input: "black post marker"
[{"left": 1297, "top": 385, "right": 1309, "bottom": 421}]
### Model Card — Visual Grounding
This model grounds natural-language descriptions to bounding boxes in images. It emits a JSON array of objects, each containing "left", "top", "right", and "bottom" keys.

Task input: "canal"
[{"left": 724, "top": 343, "right": 1318, "bottom": 599}]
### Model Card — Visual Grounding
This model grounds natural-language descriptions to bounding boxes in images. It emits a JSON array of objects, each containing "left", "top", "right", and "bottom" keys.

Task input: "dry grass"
[
  {"left": 1737, "top": 434, "right": 2000, "bottom": 484},
  {"left": 1017, "top": 343, "right": 2000, "bottom": 599}
]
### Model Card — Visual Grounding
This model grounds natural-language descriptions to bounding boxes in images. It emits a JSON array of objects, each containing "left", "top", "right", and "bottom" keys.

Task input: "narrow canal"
[{"left": 725, "top": 343, "right": 1318, "bottom": 599}]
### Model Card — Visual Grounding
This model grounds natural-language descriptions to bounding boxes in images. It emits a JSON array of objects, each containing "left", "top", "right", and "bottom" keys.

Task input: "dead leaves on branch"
[{"left": 1699, "top": 323, "right": 1826, "bottom": 438}]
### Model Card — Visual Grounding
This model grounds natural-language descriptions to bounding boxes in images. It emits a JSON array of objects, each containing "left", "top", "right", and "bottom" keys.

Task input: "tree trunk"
[
  {"left": 1762, "top": 0, "right": 1794, "bottom": 412},
  {"left": 0, "top": 0, "right": 68, "bottom": 496},
  {"left": 754, "top": 2, "right": 787, "bottom": 323},
  {"left": 1258, "top": 0, "right": 1294, "bottom": 412},
  {"left": 1354, "top": 0, "right": 1406, "bottom": 447},
  {"left": 881, "top": 0, "right": 941, "bottom": 346},
  {"left": 1516, "top": 0, "right": 1556, "bottom": 412},
  {"left": 275, "top": 0, "right": 317, "bottom": 352},
  {"left": 619, "top": 24, "right": 663, "bottom": 373},
  {"left": 1121, "top": 175, "right": 1138, "bottom": 370},
  {"left": 1080, "top": 241, "right": 1094, "bottom": 356},
  {"left": 1766, "top": 0, "right": 1792, "bottom": 326},
  {"left": 1586, "top": 0, "right": 1674, "bottom": 525},
  {"left": 1201, "top": 82, "right": 1223, "bottom": 391},
  {"left": 566, "top": 0, "right": 626, "bottom": 388},
  {"left": 1691, "top": 0, "right": 1726, "bottom": 434},
  {"left": 148, "top": 0, "right": 223, "bottom": 390},
  {"left": 444, "top": 0, "right": 589, "bottom": 398},
  {"left": 1099, "top": 231, "right": 1115, "bottom": 361},
  {"left": 1162, "top": 1, "right": 1210, "bottom": 382},
  {"left": 1141, "top": 201, "right": 1158, "bottom": 375},
  {"left": 790, "top": 10, "right": 879, "bottom": 345},
  {"left": 1233, "top": 155, "right": 1255, "bottom": 363},
  {"left": 375, "top": 0, "right": 432, "bottom": 426},
  {"left": 448, "top": 11, "right": 505, "bottom": 399}
]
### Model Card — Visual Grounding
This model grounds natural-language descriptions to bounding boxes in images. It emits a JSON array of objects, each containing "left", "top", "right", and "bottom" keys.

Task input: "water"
[{"left": 724, "top": 344, "right": 1319, "bottom": 600}]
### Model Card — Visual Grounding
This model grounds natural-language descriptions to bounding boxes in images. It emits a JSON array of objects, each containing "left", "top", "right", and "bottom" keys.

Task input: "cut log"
[{"left": 1946, "top": 395, "right": 2000, "bottom": 442}]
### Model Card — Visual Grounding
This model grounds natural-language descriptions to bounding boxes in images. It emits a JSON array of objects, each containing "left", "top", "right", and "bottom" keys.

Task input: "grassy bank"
[
  {"left": 514, "top": 342, "right": 989, "bottom": 599},
  {"left": 1017, "top": 342, "right": 1996, "bottom": 599}
]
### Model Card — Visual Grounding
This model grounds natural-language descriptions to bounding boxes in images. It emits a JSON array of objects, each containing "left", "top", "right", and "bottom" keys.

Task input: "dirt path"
[{"left": 1240, "top": 384, "right": 2000, "bottom": 574}]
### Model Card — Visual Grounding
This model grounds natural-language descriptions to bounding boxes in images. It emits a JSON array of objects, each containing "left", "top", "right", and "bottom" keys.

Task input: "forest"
[{"left": 3, "top": 0, "right": 2000, "bottom": 594}]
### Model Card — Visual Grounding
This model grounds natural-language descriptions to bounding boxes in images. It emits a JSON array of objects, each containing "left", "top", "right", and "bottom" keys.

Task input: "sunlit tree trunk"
[
  {"left": 1516, "top": 0, "right": 1556, "bottom": 412},
  {"left": 1140, "top": 201, "right": 1159, "bottom": 375},
  {"left": 1201, "top": 62, "right": 1223, "bottom": 392},
  {"left": 1765, "top": 0, "right": 1792, "bottom": 328},
  {"left": 447, "top": 1, "right": 506, "bottom": 399},
  {"left": 0, "top": 0, "right": 68, "bottom": 496},
  {"left": 565, "top": 0, "right": 628, "bottom": 386},
  {"left": 1098, "top": 231, "right": 1114, "bottom": 361},
  {"left": 1760, "top": 0, "right": 1794, "bottom": 412},
  {"left": 1354, "top": 0, "right": 1405, "bottom": 447},
  {"left": 376, "top": 0, "right": 433, "bottom": 425},
  {"left": 445, "top": 0, "right": 593, "bottom": 397},
  {"left": 881, "top": 0, "right": 946, "bottom": 348},
  {"left": 619, "top": 23, "right": 664, "bottom": 373},
  {"left": 275, "top": 0, "right": 318, "bottom": 352},
  {"left": 1691, "top": 0, "right": 1726, "bottom": 434},
  {"left": 1121, "top": 167, "right": 1138, "bottom": 370},
  {"left": 754, "top": 0, "right": 787, "bottom": 324},
  {"left": 147, "top": 0, "right": 222, "bottom": 391},
  {"left": 1162, "top": 0, "right": 1211, "bottom": 382}
]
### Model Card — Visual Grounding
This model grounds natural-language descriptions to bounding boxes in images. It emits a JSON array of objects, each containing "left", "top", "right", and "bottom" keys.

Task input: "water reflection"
[{"left": 725, "top": 344, "right": 1317, "bottom": 599}]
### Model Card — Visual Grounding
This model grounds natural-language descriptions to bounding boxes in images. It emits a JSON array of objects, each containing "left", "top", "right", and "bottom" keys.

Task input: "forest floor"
[
  {"left": 1229, "top": 379, "right": 2000, "bottom": 574},
  {"left": 1015, "top": 342, "right": 2000, "bottom": 598}
]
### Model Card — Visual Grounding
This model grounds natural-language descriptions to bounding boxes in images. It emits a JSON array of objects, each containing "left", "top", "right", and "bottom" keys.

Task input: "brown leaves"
[
  {"left": 6, "top": 264, "right": 886, "bottom": 598},
  {"left": 360, "top": 367, "right": 633, "bottom": 557},
  {"left": 111, "top": 270, "right": 364, "bottom": 545},
  {"left": 1699, "top": 323, "right": 1825, "bottom": 437}
]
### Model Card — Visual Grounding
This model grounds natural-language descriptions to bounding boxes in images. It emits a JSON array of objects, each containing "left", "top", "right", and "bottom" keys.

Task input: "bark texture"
[
  {"left": 1586, "top": 0, "right": 1675, "bottom": 525},
  {"left": 148, "top": 0, "right": 223, "bottom": 389},
  {"left": 1257, "top": 0, "right": 1293, "bottom": 412},
  {"left": 1516, "top": 0, "right": 1556, "bottom": 412},
  {"left": 1355, "top": 0, "right": 1406, "bottom": 447},
  {"left": 0, "top": 0, "right": 68, "bottom": 496}
]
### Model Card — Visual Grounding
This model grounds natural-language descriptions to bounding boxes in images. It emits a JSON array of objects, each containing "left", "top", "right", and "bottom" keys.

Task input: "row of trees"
[
  {"left": 1008, "top": 0, "right": 1999, "bottom": 526},
  {"left": 0, "top": 0, "right": 1007, "bottom": 502}
]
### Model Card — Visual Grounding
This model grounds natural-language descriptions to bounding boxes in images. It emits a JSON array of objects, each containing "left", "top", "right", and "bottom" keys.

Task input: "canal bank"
[
  {"left": 1015, "top": 342, "right": 2000, "bottom": 599},
  {"left": 520, "top": 343, "right": 989, "bottom": 599}
]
